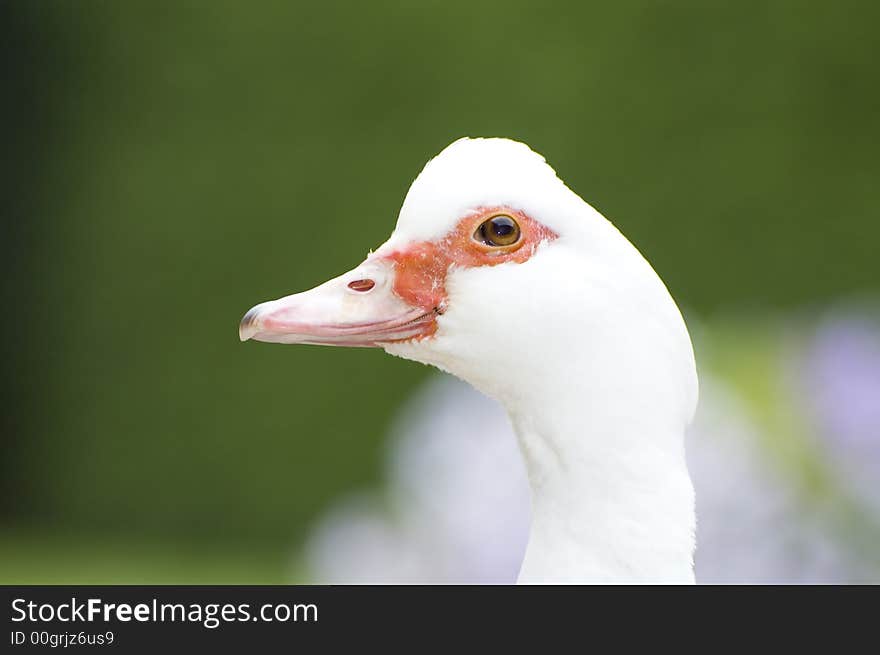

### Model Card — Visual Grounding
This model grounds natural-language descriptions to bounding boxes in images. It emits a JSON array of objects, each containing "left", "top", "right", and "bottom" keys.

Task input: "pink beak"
[{"left": 239, "top": 258, "right": 437, "bottom": 347}]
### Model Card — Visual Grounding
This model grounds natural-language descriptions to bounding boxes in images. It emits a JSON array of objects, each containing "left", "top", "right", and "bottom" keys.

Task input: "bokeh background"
[{"left": 2, "top": 1, "right": 878, "bottom": 583}]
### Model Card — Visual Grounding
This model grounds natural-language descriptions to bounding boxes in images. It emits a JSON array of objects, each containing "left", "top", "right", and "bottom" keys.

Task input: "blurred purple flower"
[
  {"left": 804, "top": 314, "right": 880, "bottom": 454},
  {"left": 801, "top": 312, "right": 880, "bottom": 518}
]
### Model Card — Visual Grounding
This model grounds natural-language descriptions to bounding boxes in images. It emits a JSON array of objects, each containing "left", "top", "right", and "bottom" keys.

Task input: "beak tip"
[{"left": 239, "top": 306, "right": 263, "bottom": 342}]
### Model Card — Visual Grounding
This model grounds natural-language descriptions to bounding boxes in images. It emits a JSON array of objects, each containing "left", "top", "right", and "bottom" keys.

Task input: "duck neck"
[{"left": 506, "top": 392, "right": 695, "bottom": 584}]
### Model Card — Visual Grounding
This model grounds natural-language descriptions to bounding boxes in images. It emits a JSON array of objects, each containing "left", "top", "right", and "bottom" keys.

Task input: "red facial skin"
[{"left": 378, "top": 207, "right": 558, "bottom": 340}]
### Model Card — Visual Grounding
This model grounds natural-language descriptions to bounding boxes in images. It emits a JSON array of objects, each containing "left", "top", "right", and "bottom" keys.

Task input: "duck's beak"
[{"left": 238, "top": 258, "right": 437, "bottom": 347}]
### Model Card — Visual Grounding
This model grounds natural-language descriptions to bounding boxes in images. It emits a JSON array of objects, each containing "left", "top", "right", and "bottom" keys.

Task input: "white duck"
[{"left": 240, "top": 137, "right": 699, "bottom": 583}]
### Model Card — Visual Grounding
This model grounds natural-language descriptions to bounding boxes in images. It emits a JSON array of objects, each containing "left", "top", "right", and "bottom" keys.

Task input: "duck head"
[{"left": 239, "top": 137, "right": 696, "bottom": 420}]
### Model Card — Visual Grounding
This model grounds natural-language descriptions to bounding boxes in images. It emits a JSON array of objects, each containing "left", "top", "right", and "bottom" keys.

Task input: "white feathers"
[{"left": 391, "top": 137, "right": 586, "bottom": 245}]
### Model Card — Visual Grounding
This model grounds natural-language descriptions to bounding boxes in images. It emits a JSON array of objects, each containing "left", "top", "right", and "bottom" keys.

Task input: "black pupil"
[{"left": 490, "top": 217, "right": 515, "bottom": 237}]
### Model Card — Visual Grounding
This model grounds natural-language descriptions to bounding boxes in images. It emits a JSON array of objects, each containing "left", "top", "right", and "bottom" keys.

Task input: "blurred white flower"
[{"left": 303, "top": 375, "right": 529, "bottom": 583}]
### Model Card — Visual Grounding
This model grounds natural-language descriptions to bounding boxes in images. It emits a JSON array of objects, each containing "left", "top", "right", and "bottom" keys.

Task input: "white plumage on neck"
[{"left": 509, "top": 381, "right": 695, "bottom": 583}]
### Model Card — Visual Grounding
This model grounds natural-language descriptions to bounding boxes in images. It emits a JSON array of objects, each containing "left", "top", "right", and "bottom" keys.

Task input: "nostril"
[{"left": 348, "top": 279, "right": 375, "bottom": 292}]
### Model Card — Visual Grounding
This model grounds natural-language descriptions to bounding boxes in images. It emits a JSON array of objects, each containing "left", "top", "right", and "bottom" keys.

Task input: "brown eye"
[{"left": 474, "top": 214, "right": 521, "bottom": 247}]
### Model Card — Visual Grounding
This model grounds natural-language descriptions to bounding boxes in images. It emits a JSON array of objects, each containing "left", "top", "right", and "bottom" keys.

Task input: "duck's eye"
[{"left": 475, "top": 214, "right": 521, "bottom": 247}]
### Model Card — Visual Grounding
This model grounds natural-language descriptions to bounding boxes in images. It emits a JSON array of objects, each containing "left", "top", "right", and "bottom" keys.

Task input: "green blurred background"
[{"left": 2, "top": 1, "right": 877, "bottom": 582}]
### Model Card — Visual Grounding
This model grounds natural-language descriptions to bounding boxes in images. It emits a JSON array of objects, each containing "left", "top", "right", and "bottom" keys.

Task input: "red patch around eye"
[{"left": 381, "top": 207, "right": 558, "bottom": 315}]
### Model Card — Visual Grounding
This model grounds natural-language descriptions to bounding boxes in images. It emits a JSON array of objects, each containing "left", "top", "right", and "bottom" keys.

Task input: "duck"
[{"left": 239, "top": 137, "right": 699, "bottom": 583}]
